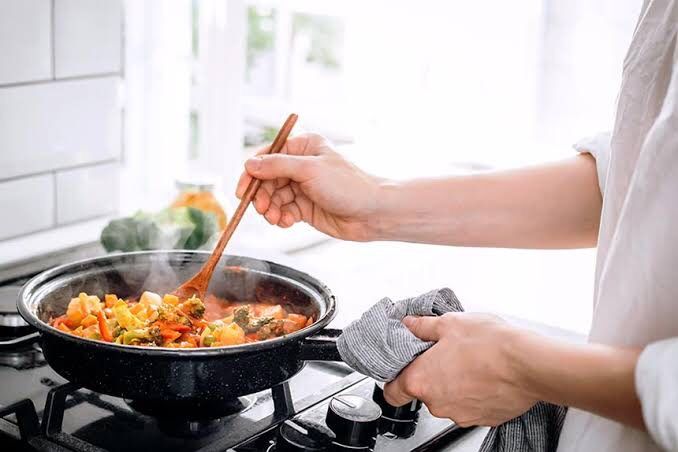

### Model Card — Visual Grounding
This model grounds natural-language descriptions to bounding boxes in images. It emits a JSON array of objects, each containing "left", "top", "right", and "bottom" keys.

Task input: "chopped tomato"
[{"left": 287, "top": 313, "right": 307, "bottom": 330}]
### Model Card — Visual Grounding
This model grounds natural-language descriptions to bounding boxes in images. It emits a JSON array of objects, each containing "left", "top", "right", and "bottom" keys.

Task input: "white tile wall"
[
  {"left": 0, "top": 0, "right": 123, "bottom": 248},
  {"left": 56, "top": 162, "right": 119, "bottom": 224},
  {"left": 0, "top": 175, "right": 54, "bottom": 240},
  {"left": 0, "top": 0, "right": 52, "bottom": 84},
  {"left": 0, "top": 77, "right": 122, "bottom": 180},
  {"left": 54, "top": 0, "right": 123, "bottom": 77}
]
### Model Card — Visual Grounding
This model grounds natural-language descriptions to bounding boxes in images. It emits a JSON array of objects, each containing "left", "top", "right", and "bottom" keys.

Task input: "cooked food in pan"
[{"left": 48, "top": 291, "right": 314, "bottom": 348}]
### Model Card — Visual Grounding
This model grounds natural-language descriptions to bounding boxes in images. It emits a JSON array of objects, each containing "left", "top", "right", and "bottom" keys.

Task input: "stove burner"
[
  {"left": 0, "top": 280, "right": 34, "bottom": 337},
  {"left": 0, "top": 342, "right": 45, "bottom": 370},
  {"left": 125, "top": 396, "right": 257, "bottom": 438}
]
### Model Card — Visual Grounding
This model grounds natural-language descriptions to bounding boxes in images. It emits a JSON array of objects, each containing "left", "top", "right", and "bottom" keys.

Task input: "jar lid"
[{"left": 175, "top": 177, "right": 215, "bottom": 192}]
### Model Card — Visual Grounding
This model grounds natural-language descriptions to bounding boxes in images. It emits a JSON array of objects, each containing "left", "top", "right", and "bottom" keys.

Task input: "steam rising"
[{"left": 31, "top": 244, "right": 323, "bottom": 324}]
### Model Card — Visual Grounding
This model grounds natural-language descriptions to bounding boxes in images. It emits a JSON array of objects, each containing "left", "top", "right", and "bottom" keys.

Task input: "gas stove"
[{"left": 0, "top": 260, "right": 473, "bottom": 452}]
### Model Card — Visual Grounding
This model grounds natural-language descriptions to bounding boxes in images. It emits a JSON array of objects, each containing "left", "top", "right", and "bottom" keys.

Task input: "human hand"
[
  {"left": 236, "top": 133, "right": 383, "bottom": 241},
  {"left": 383, "top": 313, "right": 537, "bottom": 427}
]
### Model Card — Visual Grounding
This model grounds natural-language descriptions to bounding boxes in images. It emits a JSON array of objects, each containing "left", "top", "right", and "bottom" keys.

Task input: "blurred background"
[{"left": 0, "top": 0, "right": 642, "bottom": 333}]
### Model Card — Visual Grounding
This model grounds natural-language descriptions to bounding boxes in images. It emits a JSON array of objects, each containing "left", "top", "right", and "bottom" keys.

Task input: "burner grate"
[
  {"left": 0, "top": 399, "right": 40, "bottom": 441},
  {"left": 6, "top": 378, "right": 309, "bottom": 452}
]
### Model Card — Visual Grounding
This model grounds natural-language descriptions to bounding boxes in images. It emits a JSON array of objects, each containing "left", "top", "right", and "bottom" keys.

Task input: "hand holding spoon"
[{"left": 172, "top": 113, "right": 299, "bottom": 300}]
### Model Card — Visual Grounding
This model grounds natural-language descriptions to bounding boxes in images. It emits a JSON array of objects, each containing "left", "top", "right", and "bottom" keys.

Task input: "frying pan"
[{"left": 17, "top": 251, "right": 342, "bottom": 416}]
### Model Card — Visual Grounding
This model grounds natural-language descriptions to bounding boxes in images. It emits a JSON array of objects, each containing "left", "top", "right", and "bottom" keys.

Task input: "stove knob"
[
  {"left": 325, "top": 394, "right": 381, "bottom": 449},
  {"left": 276, "top": 419, "right": 336, "bottom": 451},
  {"left": 372, "top": 382, "right": 422, "bottom": 421}
]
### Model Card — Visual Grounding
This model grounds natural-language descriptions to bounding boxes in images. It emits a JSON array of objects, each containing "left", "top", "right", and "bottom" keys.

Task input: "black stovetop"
[{"left": 0, "top": 271, "right": 472, "bottom": 452}]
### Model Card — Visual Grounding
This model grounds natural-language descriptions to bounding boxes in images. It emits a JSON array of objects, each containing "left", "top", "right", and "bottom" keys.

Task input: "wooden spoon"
[{"left": 172, "top": 113, "right": 299, "bottom": 300}]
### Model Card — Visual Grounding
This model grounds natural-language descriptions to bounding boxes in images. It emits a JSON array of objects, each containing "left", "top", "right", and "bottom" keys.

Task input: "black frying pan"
[{"left": 17, "top": 251, "right": 342, "bottom": 416}]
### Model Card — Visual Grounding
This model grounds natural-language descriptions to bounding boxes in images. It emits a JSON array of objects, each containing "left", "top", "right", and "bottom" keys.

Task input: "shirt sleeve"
[
  {"left": 635, "top": 337, "right": 678, "bottom": 451},
  {"left": 573, "top": 131, "right": 611, "bottom": 196}
]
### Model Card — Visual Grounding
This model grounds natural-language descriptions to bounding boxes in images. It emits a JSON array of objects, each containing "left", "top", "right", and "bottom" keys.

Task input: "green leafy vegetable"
[{"left": 100, "top": 207, "right": 218, "bottom": 252}]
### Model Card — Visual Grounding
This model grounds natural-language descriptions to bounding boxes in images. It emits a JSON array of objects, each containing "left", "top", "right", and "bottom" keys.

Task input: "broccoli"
[
  {"left": 233, "top": 305, "right": 251, "bottom": 329},
  {"left": 183, "top": 296, "right": 205, "bottom": 318},
  {"left": 157, "top": 303, "right": 191, "bottom": 325},
  {"left": 122, "top": 326, "right": 162, "bottom": 345},
  {"left": 232, "top": 305, "right": 276, "bottom": 333},
  {"left": 112, "top": 326, "right": 123, "bottom": 339},
  {"left": 244, "top": 316, "right": 273, "bottom": 334},
  {"left": 256, "top": 320, "right": 285, "bottom": 340}
]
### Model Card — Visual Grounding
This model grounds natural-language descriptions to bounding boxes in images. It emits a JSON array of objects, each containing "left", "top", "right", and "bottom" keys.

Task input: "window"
[
  {"left": 244, "top": 2, "right": 350, "bottom": 147},
  {"left": 124, "top": 0, "right": 643, "bottom": 207}
]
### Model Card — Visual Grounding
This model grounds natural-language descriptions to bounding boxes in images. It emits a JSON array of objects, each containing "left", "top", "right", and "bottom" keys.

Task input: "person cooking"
[{"left": 236, "top": 1, "right": 678, "bottom": 451}]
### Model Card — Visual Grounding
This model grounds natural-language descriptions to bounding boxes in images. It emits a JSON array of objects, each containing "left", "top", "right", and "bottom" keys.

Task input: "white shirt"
[{"left": 558, "top": 1, "right": 678, "bottom": 451}]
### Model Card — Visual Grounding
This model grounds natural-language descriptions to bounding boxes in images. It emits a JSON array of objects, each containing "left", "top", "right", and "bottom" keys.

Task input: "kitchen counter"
[{"left": 284, "top": 237, "right": 594, "bottom": 334}]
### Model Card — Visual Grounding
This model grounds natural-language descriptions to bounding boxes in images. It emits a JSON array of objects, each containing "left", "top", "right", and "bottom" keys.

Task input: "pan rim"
[{"left": 17, "top": 250, "right": 336, "bottom": 357}]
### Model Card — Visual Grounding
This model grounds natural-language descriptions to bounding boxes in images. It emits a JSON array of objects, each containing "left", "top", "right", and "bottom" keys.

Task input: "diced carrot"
[
  {"left": 155, "top": 321, "right": 191, "bottom": 332},
  {"left": 57, "top": 323, "right": 72, "bottom": 333},
  {"left": 160, "top": 329, "right": 182, "bottom": 342},
  {"left": 129, "top": 303, "right": 144, "bottom": 315},
  {"left": 104, "top": 294, "right": 118, "bottom": 308},
  {"left": 191, "top": 318, "right": 208, "bottom": 329},
  {"left": 97, "top": 311, "right": 113, "bottom": 342},
  {"left": 81, "top": 314, "right": 98, "bottom": 327}
]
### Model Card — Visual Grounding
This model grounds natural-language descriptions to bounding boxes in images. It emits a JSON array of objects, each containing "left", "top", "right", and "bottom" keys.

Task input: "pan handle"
[{"left": 299, "top": 328, "right": 342, "bottom": 361}]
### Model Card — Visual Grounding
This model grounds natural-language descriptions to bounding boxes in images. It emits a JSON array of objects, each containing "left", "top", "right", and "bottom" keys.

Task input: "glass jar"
[{"left": 171, "top": 179, "right": 228, "bottom": 229}]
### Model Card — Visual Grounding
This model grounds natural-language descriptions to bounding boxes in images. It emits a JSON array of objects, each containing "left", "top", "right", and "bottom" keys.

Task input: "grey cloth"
[
  {"left": 337, "top": 288, "right": 463, "bottom": 381},
  {"left": 336, "top": 288, "right": 568, "bottom": 452}
]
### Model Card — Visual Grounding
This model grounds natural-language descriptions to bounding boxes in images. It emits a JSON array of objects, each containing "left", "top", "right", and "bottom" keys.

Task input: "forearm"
[
  {"left": 512, "top": 331, "right": 644, "bottom": 429},
  {"left": 369, "top": 154, "right": 602, "bottom": 248}
]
